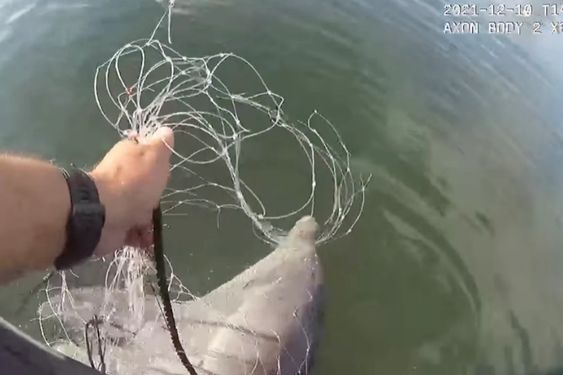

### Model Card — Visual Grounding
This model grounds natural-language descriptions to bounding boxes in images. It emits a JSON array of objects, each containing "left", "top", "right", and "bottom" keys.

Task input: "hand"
[{"left": 89, "top": 127, "right": 174, "bottom": 256}]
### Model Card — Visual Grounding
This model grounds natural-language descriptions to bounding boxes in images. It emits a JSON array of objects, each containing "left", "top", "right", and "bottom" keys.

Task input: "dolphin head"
[{"left": 287, "top": 216, "right": 318, "bottom": 244}]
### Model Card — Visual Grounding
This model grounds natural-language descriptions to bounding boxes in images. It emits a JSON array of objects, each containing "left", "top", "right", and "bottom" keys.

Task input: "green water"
[{"left": 2, "top": 0, "right": 563, "bottom": 374}]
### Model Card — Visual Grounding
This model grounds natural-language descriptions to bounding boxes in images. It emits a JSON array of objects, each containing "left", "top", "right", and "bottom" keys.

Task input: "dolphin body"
[{"left": 45, "top": 216, "right": 324, "bottom": 375}]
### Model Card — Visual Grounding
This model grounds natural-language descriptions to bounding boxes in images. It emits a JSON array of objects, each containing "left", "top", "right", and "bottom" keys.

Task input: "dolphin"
[{"left": 43, "top": 216, "right": 324, "bottom": 375}]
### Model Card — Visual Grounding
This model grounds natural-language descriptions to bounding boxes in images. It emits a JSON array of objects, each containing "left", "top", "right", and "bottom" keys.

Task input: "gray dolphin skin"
[{"left": 45, "top": 216, "right": 324, "bottom": 375}]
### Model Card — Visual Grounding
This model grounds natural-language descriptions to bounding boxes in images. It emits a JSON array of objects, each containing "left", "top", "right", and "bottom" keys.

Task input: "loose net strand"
[
  {"left": 94, "top": 44, "right": 369, "bottom": 244},
  {"left": 38, "top": 2, "right": 370, "bottom": 374}
]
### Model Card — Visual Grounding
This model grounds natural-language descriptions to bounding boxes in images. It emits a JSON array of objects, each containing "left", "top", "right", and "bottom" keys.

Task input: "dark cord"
[
  {"left": 85, "top": 315, "right": 107, "bottom": 374},
  {"left": 152, "top": 206, "right": 198, "bottom": 375}
]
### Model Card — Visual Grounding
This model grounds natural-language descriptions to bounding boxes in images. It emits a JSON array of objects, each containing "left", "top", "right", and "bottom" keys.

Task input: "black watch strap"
[{"left": 55, "top": 168, "right": 106, "bottom": 270}]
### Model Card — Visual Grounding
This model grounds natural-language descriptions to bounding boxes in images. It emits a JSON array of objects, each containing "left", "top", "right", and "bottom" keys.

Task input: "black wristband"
[{"left": 54, "top": 168, "right": 106, "bottom": 270}]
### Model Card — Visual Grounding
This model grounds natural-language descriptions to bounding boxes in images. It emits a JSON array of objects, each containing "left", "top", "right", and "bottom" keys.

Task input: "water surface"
[{"left": 1, "top": 0, "right": 563, "bottom": 374}]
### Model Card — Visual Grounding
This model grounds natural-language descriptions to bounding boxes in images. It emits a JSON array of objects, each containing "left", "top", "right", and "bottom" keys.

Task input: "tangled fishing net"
[{"left": 37, "top": 3, "right": 370, "bottom": 374}]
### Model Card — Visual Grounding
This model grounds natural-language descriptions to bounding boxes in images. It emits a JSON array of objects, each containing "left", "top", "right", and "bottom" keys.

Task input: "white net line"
[{"left": 38, "top": 3, "right": 370, "bottom": 374}]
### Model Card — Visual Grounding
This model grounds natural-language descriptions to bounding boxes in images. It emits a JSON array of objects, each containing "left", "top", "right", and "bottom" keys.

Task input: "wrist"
[{"left": 89, "top": 170, "right": 125, "bottom": 228}]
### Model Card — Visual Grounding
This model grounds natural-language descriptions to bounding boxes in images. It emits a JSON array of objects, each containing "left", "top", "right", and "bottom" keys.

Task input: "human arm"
[{"left": 0, "top": 127, "right": 174, "bottom": 283}]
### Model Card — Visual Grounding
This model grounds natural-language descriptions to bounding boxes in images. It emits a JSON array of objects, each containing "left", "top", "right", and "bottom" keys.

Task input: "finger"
[
  {"left": 125, "top": 225, "right": 153, "bottom": 249},
  {"left": 143, "top": 129, "right": 174, "bottom": 191},
  {"left": 126, "top": 130, "right": 139, "bottom": 142},
  {"left": 144, "top": 127, "right": 175, "bottom": 150},
  {"left": 139, "top": 227, "right": 154, "bottom": 250},
  {"left": 140, "top": 128, "right": 174, "bottom": 173},
  {"left": 125, "top": 232, "right": 140, "bottom": 248},
  {"left": 128, "top": 136, "right": 139, "bottom": 145}
]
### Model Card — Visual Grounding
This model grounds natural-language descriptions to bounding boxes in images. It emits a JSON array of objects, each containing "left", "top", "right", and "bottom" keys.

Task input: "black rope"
[
  {"left": 85, "top": 315, "right": 107, "bottom": 374},
  {"left": 152, "top": 206, "right": 198, "bottom": 375}
]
